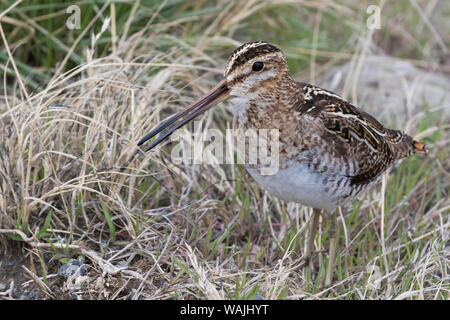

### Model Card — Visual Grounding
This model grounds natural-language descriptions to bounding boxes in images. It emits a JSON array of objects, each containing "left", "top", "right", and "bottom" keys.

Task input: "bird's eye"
[{"left": 252, "top": 61, "right": 264, "bottom": 72}]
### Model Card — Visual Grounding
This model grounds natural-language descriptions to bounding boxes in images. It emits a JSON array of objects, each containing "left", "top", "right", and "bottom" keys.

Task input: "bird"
[{"left": 137, "top": 41, "right": 427, "bottom": 286}]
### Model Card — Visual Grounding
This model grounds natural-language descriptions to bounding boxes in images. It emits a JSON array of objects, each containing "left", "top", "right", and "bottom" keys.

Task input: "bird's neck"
[{"left": 227, "top": 77, "right": 299, "bottom": 129}]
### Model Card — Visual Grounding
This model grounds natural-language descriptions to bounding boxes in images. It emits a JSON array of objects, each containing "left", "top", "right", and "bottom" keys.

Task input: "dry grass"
[{"left": 0, "top": 0, "right": 449, "bottom": 299}]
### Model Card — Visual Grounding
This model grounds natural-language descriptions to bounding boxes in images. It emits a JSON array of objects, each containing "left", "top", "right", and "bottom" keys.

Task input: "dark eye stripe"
[{"left": 227, "top": 43, "right": 281, "bottom": 74}]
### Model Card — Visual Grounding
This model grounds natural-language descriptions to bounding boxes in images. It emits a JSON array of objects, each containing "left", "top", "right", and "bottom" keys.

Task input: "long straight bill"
[{"left": 138, "top": 79, "right": 229, "bottom": 152}]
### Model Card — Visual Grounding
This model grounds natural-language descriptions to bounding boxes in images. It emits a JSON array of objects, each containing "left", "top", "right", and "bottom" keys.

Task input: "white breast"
[{"left": 245, "top": 162, "right": 339, "bottom": 212}]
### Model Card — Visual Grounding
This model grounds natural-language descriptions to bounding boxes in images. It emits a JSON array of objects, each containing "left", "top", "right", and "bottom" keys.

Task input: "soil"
[{"left": 0, "top": 241, "right": 40, "bottom": 299}]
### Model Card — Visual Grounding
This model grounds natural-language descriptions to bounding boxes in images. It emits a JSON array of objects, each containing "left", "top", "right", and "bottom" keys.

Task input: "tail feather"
[{"left": 413, "top": 140, "right": 427, "bottom": 154}]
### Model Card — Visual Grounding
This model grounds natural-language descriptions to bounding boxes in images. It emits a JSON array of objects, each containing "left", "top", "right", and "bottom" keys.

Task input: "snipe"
[{"left": 138, "top": 41, "right": 426, "bottom": 286}]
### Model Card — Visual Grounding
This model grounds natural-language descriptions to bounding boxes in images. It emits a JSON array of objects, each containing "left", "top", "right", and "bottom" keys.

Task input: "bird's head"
[
  {"left": 138, "top": 41, "right": 290, "bottom": 151},
  {"left": 225, "top": 41, "right": 290, "bottom": 100}
]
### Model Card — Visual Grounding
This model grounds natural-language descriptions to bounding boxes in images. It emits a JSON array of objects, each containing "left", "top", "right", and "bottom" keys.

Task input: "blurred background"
[{"left": 2, "top": 1, "right": 450, "bottom": 85}]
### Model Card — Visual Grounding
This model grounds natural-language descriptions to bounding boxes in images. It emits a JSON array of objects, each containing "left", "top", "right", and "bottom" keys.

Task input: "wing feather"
[{"left": 296, "top": 83, "right": 408, "bottom": 186}]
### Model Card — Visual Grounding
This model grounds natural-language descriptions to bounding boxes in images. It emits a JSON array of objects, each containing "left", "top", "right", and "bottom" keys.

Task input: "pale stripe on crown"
[{"left": 225, "top": 41, "right": 269, "bottom": 75}]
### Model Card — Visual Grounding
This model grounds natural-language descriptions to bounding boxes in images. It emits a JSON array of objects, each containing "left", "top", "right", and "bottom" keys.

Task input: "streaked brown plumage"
[
  {"left": 235, "top": 79, "right": 426, "bottom": 211},
  {"left": 138, "top": 41, "right": 426, "bottom": 285},
  {"left": 218, "top": 41, "right": 426, "bottom": 212}
]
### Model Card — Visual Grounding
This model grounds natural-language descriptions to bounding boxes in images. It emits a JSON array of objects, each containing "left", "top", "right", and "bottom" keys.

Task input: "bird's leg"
[
  {"left": 324, "top": 212, "right": 340, "bottom": 287},
  {"left": 304, "top": 208, "right": 321, "bottom": 268}
]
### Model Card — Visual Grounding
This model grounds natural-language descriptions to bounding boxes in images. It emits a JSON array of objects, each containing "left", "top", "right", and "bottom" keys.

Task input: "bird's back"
[{"left": 295, "top": 82, "right": 425, "bottom": 178}]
